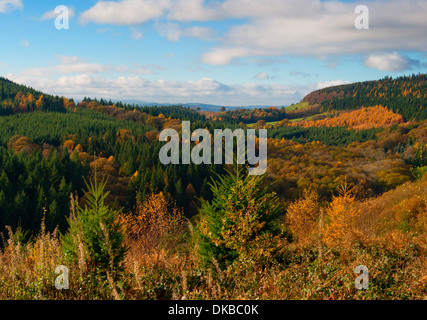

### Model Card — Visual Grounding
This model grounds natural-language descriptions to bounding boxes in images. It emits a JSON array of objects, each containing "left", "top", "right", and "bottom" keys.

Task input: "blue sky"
[{"left": 1, "top": 0, "right": 427, "bottom": 106}]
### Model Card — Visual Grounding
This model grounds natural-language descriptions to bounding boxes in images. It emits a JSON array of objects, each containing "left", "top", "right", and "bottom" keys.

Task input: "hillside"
[
  {"left": 287, "top": 105, "right": 405, "bottom": 130},
  {"left": 302, "top": 74, "right": 427, "bottom": 121}
]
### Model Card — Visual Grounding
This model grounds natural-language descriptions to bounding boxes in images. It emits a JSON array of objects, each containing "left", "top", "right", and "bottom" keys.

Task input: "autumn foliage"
[
  {"left": 121, "top": 192, "right": 184, "bottom": 252},
  {"left": 289, "top": 105, "right": 404, "bottom": 130}
]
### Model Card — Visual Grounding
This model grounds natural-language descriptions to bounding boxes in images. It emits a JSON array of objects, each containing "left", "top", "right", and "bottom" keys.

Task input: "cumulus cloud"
[
  {"left": 6, "top": 51, "right": 349, "bottom": 105},
  {"left": 197, "top": 0, "right": 427, "bottom": 65},
  {"left": 77, "top": 0, "right": 427, "bottom": 66},
  {"left": 0, "top": 0, "right": 22, "bottom": 13},
  {"left": 6, "top": 71, "right": 313, "bottom": 106},
  {"left": 40, "top": 6, "right": 75, "bottom": 21},
  {"left": 79, "top": 0, "right": 170, "bottom": 25},
  {"left": 364, "top": 52, "right": 419, "bottom": 71},
  {"left": 167, "top": 0, "right": 322, "bottom": 22},
  {"left": 156, "top": 22, "right": 216, "bottom": 42},
  {"left": 316, "top": 80, "right": 351, "bottom": 90}
]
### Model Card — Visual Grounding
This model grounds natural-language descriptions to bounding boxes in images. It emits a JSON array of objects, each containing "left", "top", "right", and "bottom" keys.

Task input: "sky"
[{"left": 1, "top": 0, "right": 427, "bottom": 106}]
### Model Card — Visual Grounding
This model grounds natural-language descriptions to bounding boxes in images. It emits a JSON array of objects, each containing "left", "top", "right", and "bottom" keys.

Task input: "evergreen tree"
[
  {"left": 62, "top": 176, "right": 128, "bottom": 291},
  {"left": 194, "top": 166, "right": 285, "bottom": 271}
]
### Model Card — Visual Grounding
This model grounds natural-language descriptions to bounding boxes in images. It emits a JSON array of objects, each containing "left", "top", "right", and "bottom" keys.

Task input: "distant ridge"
[{"left": 115, "top": 100, "right": 287, "bottom": 112}]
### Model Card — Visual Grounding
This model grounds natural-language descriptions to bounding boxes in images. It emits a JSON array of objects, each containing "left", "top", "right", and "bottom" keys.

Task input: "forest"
[
  {"left": 302, "top": 74, "right": 427, "bottom": 121},
  {"left": 0, "top": 74, "right": 426, "bottom": 300}
]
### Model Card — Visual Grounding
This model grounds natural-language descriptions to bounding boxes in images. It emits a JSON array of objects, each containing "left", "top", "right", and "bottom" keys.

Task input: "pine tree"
[
  {"left": 62, "top": 176, "right": 128, "bottom": 294},
  {"left": 194, "top": 166, "right": 285, "bottom": 271}
]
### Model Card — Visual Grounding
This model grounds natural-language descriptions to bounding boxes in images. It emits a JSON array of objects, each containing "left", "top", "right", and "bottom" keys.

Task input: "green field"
[
  {"left": 286, "top": 101, "right": 309, "bottom": 111},
  {"left": 246, "top": 120, "right": 280, "bottom": 128},
  {"left": 289, "top": 112, "right": 331, "bottom": 123}
]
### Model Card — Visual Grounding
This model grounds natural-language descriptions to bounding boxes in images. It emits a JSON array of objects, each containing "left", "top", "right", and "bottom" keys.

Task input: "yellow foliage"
[
  {"left": 63, "top": 139, "right": 75, "bottom": 150},
  {"left": 323, "top": 183, "right": 360, "bottom": 247},
  {"left": 122, "top": 192, "right": 184, "bottom": 252},
  {"left": 74, "top": 144, "right": 84, "bottom": 153},
  {"left": 7, "top": 135, "right": 39, "bottom": 154},
  {"left": 286, "top": 189, "right": 320, "bottom": 245}
]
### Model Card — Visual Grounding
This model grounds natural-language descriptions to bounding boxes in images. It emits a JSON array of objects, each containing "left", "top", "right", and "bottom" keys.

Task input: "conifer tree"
[
  {"left": 62, "top": 175, "right": 128, "bottom": 291},
  {"left": 194, "top": 166, "right": 285, "bottom": 271}
]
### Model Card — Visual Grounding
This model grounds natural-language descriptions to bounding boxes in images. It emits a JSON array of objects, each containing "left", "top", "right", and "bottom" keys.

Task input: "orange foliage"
[
  {"left": 90, "top": 156, "right": 119, "bottom": 176},
  {"left": 63, "top": 139, "right": 75, "bottom": 151},
  {"left": 290, "top": 105, "right": 404, "bottom": 130},
  {"left": 286, "top": 189, "right": 321, "bottom": 245},
  {"left": 7, "top": 135, "right": 40, "bottom": 154},
  {"left": 322, "top": 183, "right": 360, "bottom": 247},
  {"left": 144, "top": 130, "right": 159, "bottom": 144},
  {"left": 121, "top": 192, "right": 184, "bottom": 252}
]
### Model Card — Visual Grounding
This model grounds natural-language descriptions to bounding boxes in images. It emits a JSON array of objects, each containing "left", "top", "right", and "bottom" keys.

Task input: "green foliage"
[
  {"left": 0, "top": 77, "right": 43, "bottom": 101},
  {"left": 215, "top": 106, "right": 288, "bottom": 124},
  {"left": 413, "top": 166, "right": 427, "bottom": 180},
  {"left": 194, "top": 166, "right": 285, "bottom": 271},
  {"left": 0, "top": 107, "right": 222, "bottom": 220},
  {"left": 0, "top": 147, "right": 84, "bottom": 235},
  {"left": 269, "top": 125, "right": 382, "bottom": 146},
  {"left": 62, "top": 176, "right": 128, "bottom": 283},
  {"left": 377, "top": 167, "right": 413, "bottom": 190}
]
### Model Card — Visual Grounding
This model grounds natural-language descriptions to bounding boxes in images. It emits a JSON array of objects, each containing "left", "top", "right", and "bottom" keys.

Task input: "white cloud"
[
  {"left": 250, "top": 57, "right": 288, "bottom": 66},
  {"left": 8, "top": 55, "right": 159, "bottom": 79},
  {"left": 156, "top": 22, "right": 216, "bottom": 42},
  {"left": 6, "top": 52, "right": 351, "bottom": 105},
  {"left": 6, "top": 72, "right": 312, "bottom": 106},
  {"left": 77, "top": 0, "right": 427, "bottom": 67},
  {"left": 167, "top": 0, "right": 321, "bottom": 22},
  {"left": 253, "top": 72, "right": 277, "bottom": 81},
  {"left": 254, "top": 72, "right": 269, "bottom": 80},
  {"left": 316, "top": 80, "right": 351, "bottom": 90},
  {"left": 40, "top": 7, "right": 75, "bottom": 21},
  {"left": 364, "top": 52, "right": 419, "bottom": 72},
  {"left": 0, "top": 0, "right": 22, "bottom": 13},
  {"left": 79, "top": 0, "right": 170, "bottom": 25},
  {"left": 197, "top": 0, "right": 427, "bottom": 65}
]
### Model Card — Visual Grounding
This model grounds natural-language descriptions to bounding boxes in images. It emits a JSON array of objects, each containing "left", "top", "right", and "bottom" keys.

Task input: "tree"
[
  {"left": 322, "top": 183, "right": 360, "bottom": 247},
  {"left": 286, "top": 189, "right": 321, "bottom": 245},
  {"left": 194, "top": 166, "right": 285, "bottom": 271},
  {"left": 0, "top": 85, "right": 5, "bottom": 100},
  {"left": 122, "top": 192, "right": 183, "bottom": 251},
  {"left": 62, "top": 176, "right": 128, "bottom": 296}
]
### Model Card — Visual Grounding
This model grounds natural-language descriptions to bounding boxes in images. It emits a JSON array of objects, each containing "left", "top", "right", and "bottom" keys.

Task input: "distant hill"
[
  {"left": 0, "top": 77, "right": 71, "bottom": 115},
  {"left": 0, "top": 76, "right": 44, "bottom": 101},
  {"left": 114, "top": 99, "right": 282, "bottom": 112},
  {"left": 302, "top": 74, "right": 427, "bottom": 121},
  {"left": 1, "top": 76, "right": 283, "bottom": 113}
]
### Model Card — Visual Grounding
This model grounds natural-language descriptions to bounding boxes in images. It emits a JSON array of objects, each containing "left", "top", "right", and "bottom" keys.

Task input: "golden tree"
[
  {"left": 286, "top": 189, "right": 320, "bottom": 245},
  {"left": 122, "top": 192, "right": 184, "bottom": 252},
  {"left": 323, "top": 183, "right": 360, "bottom": 247}
]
